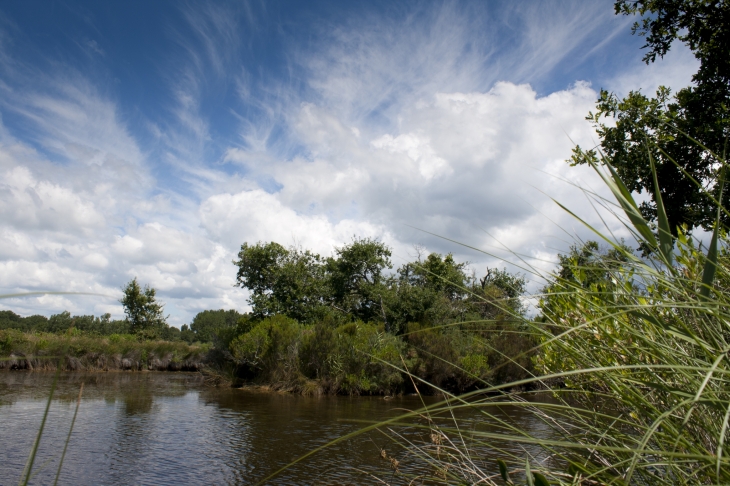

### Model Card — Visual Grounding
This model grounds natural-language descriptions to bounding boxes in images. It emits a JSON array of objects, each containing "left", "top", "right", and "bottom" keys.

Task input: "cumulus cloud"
[{"left": 267, "top": 82, "right": 619, "bottom": 259}]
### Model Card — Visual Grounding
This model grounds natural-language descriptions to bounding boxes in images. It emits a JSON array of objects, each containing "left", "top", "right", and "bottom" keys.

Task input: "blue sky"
[{"left": 0, "top": 1, "right": 697, "bottom": 325}]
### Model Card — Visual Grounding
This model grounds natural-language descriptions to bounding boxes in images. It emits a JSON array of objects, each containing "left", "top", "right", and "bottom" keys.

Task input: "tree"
[
  {"left": 189, "top": 309, "right": 243, "bottom": 342},
  {"left": 539, "top": 241, "right": 634, "bottom": 323},
  {"left": 233, "top": 239, "right": 528, "bottom": 333},
  {"left": 326, "top": 238, "right": 392, "bottom": 322},
  {"left": 414, "top": 252, "right": 470, "bottom": 300},
  {"left": 571, "top": 0, "right": 730, "bottom": 234},
  {"left": 120, "top": 278, "right": 167, "bottom": 336},
  {"left": 234, "top": 242, "right": 328, "bottom": 322},
  {"left": 475, "top": 267, "right": 527, "bottom": 317}
]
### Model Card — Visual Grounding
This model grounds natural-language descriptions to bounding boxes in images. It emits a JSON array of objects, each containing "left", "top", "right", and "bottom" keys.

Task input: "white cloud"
[
  {"left": 0, "top": 2, "right": 662, "bottom": 323},
  {"left": 0, "top": 166, "right": 105, "bottom": 235},
  {"left": 200, "top": 189, "right": 389, "bottom": 257},
  {"left": 371, "top": 133, "right": 452, "bottom": 180}
]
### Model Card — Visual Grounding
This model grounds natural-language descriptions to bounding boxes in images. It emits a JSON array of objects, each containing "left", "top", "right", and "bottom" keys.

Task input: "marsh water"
[{"left": 0, "top": 372, "right": 557, "bottom": 485}]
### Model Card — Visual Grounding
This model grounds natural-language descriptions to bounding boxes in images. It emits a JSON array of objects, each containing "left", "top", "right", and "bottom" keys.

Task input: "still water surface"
[{"left": 0, "top": 372, "right": 555, "bottom": 485}]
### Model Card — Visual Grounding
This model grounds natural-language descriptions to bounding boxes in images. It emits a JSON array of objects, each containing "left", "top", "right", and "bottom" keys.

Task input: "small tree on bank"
[{"left": 121, "top": 278, "right": 167, "bottom": 337}]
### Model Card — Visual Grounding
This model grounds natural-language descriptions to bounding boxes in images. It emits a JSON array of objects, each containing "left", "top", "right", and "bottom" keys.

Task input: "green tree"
[
  {"left": 474, "top": 267, "right": 527, "bottom": 317},
  {"left": 180, "top": 324, "right": 196, "bottom": 343},
  {"left": 120, "top": 278, "right": 167, "bottom": 336},
  {"left": 414, "top": 252, "right": 470, "bottom": 300},
  {"left": 0, "top": 310, "right": 25, "bottom": 331},
  {"left": 234, "top": 239, "right": 393, "bottom": 324},
  {"left": 326, "top": 238, "right": 392, "bottom": 322},
  {"left": 572, "top": 0, "right": 730, "bottom": 234},
  {"left": 189, "top": 309, "right": 243, "bottom": 342},
  {"left": 539, "top": 241, "right": 634, "bottom": 323},
  {"left": 47, "top": 311, "right": 73, "bottom": 333},
  {"left": 234, "top": 242, "right": 329, "bottom": 322}
]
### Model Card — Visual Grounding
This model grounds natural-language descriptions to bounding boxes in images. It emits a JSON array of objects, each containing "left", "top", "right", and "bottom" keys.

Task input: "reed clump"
[{"left": 343, "top": 150, "right": 730, "bottom": 485}]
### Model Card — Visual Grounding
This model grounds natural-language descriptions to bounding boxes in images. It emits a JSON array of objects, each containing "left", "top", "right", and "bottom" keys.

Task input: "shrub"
[{"left": 229, "top": 315, "right": 302, "bottom": 383}]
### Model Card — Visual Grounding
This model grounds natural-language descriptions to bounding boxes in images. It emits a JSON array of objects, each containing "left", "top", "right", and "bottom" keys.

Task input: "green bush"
[{"left": 229, "top": 315, "right": 302, "bottom": 383}]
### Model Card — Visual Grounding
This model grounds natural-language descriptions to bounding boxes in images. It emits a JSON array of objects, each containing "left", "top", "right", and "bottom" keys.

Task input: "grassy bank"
[
  {"left": 0, "top": 306, "right": 536, "bottom": 394},
  {"left": 0, "top": 329, "right": 209, "bottom": 372}
]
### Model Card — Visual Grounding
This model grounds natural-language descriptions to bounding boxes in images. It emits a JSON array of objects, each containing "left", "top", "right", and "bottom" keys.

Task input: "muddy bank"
[{"left": 0, "top": 352, "right": 205, "bottom": 372}]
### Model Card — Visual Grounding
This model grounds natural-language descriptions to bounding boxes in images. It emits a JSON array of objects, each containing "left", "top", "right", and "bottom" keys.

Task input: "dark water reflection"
[{"left": 0, "top": 372, "right": 559, "bottom": 485}]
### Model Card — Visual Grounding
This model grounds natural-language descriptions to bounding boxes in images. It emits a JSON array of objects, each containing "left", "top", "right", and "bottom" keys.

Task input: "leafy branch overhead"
[{"left": 571, "top": 0, "right": 730, "bottom": 235}]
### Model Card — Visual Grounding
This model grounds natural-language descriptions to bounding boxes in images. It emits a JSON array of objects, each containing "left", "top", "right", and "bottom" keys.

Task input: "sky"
[{"left": 0, "top": 1, "right": 697, "bottom": 326}]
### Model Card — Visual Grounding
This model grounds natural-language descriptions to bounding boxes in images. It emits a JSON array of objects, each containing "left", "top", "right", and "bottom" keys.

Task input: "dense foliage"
[
  {"left": 222, "top": 239, "right": 532, "bottom": 394},
  {"left": 571, "top": 0, "right": 730, "bottom": 234},
  {"left": 1, "top": 310, "right": 125, "bottom": 334},
  {"left": 184, "top": 309, "right": 244, "bottom": 343},
  {"left": 0, "top": 328, "right": 208, "bottom": 372},
  {"left": 234, "top": 238, "right": 525, "bottom": 332}
]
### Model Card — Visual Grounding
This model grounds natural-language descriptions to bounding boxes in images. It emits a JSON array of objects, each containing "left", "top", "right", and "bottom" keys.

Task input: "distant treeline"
[
  {"left": 0, "top": 309, "right": 241, "bottom": 344},
  {"left": 0, "top": 310, "right": 182, "bottom": 341},
  {"left": 1, "top": 310, "right": 131, "bottom": 335}
]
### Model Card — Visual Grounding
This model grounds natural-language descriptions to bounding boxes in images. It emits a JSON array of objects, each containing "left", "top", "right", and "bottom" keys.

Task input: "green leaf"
[
  {"left": 533, "top": 472, "right": 550, "bottom": 486},
  {"left": 700, "top": 222, "right": 719, "bottom": 299},
  {"left": 628, "top": 310, "right": 664, "bottom": 328},
  {"left": 526, "top": 459, "right": 534, "bottom": 486},
  {"left": 497, "top": 459, "right": 511, "bottom": 484}
]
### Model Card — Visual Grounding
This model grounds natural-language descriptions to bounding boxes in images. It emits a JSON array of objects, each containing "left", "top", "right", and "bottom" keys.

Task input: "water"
[{"left": 0, "top": 372, "right": 557, "bottom": 485}]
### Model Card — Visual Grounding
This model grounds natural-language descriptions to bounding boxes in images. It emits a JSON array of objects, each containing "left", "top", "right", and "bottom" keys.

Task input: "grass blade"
[
  {"left": 648, "top": 146, "right": 674, "bottom": 266},
  {"left": 587, "top": 157, "right": 658, "bottom": 248},
  {"left": 700, "top": 164, "right": 725, "bottom": 299},
  {"left": 497, "top": 459, "right": 511, "bottom": 483},
  {"left": 533, "top": 471, "right": 550, "bottom": 486},
  {"left": 19, "top": 369, "right": 59, "bottom": 486},
  {"left": 53, "top": 382, "right": 84, "bottom": 486}
]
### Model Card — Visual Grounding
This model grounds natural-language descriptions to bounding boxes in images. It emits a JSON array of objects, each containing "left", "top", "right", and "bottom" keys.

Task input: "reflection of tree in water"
[
  {"left": 121, "top": 382, "right": 154, "bottom": 415},
  {"left": 106, "top": 374, "right": 196, "bottom": 484},
  {"left": 0, "top": 371, "right": 202, "bottom": 406},
  {"left": 198, "top": 390, "right": 416, "bottom": 484}
]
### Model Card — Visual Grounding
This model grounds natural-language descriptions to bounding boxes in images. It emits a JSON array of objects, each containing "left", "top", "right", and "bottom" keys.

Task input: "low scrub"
[{"left": 218, "top": 314, "right": 533, "bottom": 395}]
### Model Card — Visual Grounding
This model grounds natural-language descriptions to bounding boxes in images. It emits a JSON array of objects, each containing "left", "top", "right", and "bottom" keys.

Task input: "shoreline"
[{"left": 0, "top": 352, "right": 205, "bottom": 372}]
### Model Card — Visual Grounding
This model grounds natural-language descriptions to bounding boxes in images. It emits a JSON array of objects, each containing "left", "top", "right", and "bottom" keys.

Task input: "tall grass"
[
  {"left": 260, "top": 140, "right": 730, "bottom": 484},
  {"left": 407, "top": 151, "right": 728, "bottom": 484}
]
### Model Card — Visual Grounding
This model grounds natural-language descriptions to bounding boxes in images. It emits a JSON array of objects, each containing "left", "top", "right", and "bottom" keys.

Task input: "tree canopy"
[
  {"left": 539, "top": 240, "right": 634, "bottom": 323},
  {"left": 234, "top": 238, "right": 526, "bottom": 333},
  {"left": 189, "top": 309, "right": 244, "bottom": 343},
  {"left": 571, "top": 0, "right": 730, "bottom": 234}
]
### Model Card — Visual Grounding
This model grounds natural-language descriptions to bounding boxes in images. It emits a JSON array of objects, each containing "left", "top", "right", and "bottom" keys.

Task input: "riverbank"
[
  {"left": 1, "top": 323, "right": 539, "bottom": 395},
  {"left": 0, "top": 329, "right": 208, "bottom": 372}
]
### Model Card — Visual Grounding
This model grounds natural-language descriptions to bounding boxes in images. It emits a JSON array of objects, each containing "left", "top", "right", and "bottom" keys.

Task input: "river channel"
[{"left": 0, "top": 372, "right": 558, "bottom": 485}]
